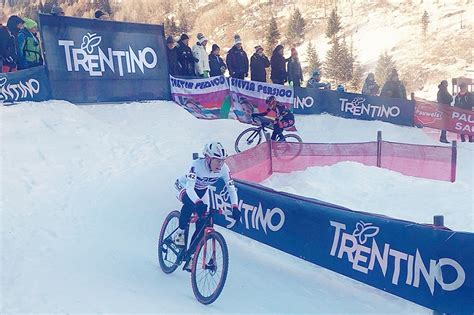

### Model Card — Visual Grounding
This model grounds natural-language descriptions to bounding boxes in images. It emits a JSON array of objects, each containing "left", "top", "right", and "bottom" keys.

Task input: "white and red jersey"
[{"left": 175, "top": 158, "right": 238, "bottom": 206}]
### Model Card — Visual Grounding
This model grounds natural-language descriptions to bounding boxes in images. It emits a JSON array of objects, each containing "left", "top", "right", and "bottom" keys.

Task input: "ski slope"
[{"left": 2, "top": 100, "right": 472, "bottom": 313}]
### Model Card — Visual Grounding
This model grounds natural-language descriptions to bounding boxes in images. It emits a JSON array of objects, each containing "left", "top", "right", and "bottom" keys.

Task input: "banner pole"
[
  {"left": 451, "top": 140, "right": 457, "bottom": 182},
  {"left": 377, "top": 131, "right": 382, "bottom": 167}
]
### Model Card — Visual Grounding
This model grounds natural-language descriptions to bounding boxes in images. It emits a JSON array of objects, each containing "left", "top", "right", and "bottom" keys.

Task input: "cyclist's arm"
[
  {"left": 185, "top": 165, "right": 201, "bottom": 203},
  {"left": 253, "top": 107, "right": 271, "bottom": 117},
  {"left": 222, "top": 164, "right": 238, "bottom": 206}
]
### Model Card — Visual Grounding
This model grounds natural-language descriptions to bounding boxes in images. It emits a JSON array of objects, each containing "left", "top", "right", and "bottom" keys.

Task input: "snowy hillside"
[{"left": 2, "top": 101, "right": 472, "bottom": 313}]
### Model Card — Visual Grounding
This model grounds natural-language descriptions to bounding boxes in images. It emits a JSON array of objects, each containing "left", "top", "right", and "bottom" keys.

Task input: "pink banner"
[{"left": 414, "top": 98, "right": 474, "bottom": 136}]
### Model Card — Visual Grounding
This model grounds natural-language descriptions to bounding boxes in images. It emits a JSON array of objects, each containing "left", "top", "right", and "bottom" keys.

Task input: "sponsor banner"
[
  {"left": 39, "top": 14, "right": 170, "bottom": 103},
  {"left": 0, "top": 66, "right": 51, "bottom": 103},
  {"left": 228, "top": 77, "right": 293, "bottom": 124},
  {"left": 170, "top": 75, "right": 231, "bottom": 119},
  {"left": 210, "top": 179, "right": 473, "bottom": 313},
  {"left": 415, "top": 98, "right": 474, "bottom": 136},
  {"left": 292, "top": 87, "right": 325, "bottom": 114}
]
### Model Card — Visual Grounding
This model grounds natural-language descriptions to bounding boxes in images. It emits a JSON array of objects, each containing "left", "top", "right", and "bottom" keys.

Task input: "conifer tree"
[
  {"left": 286, "top": 8, "right": 306, "bottom": 46},
  {"left": 375, "top": 52, "right": 396, "bottom": 85},
  {"left": 265, "top": 15, "right": 281, "bottom": 55},
  {"left": 305, "top": 41, "right": 322, "bottom": 76},
  {"left": 326, "top": 9, "right": 342, "bottom": 41}
]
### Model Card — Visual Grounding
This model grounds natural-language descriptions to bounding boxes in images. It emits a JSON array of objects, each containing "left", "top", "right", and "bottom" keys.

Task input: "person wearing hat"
[
  {"left": 454, "top": 82, "right": 473, "bottom": 142},
  {"left": 380, "top": 68, "right": 407, "bottom": 99},
  {"left": 208, "top": 44, "right": 226, "bottom": 77},
  {"left": 437, "top": 80, "right": 453, "bottom": 143},
  {"left": 94, "top": 10, "right": 109, "bottom": 20},
  {"left": 176, "top": 33, "right": 196, "bottom": 77},
  {"left": 192, "top": 33, "right": 210, "bottom": 78},
  {"left": 307, "top": 70, "right": 330, "bottom": 89},
  {"left": 361, "top": 73, "right": 380, "bottom": 96},
  {"left": 287, "top": 47, "right": 303, "bottom": 87},
  {"left": 1, "top": 23, "right": 18, "bottom": 72},
  {"left": 166, "top": 35, "right": 179, "bottom": 76},
  {"left": 226, "top": 34, "right": 249, "bottom": 80},
  {"left": 50, "top": 5, "right": 65, "bottom": 16},
  {"left": 250, "top": 45, "right": 270, "bottom": 82},
  {"left": 17, "top": 17, "right": 43, "bottom": 70},
  {"left": 270, "top": 44, "right": 287, "bottom": 85}
]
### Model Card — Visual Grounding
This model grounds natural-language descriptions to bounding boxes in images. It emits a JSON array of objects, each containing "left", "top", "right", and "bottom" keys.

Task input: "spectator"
[
  {"left": 361, "top": 73, "right": 380, "bottom": 96},
  {"left": 176, "top": 34, "right": 196, "bottom": 77},
  {"left": 336, "top": 84, "right": 345, "bottom": 92},
  {"left": 0, "top": 23, "right": 17, "bottom": 72},
  {"left": 226, "top": 34, "right": 249, "bottom": 80},
  {"left": 380, "top": 69, "right": 407, "bottom": 99},
  {"left": 287, "top": 47, "right": 303, "bottom": 87},
  {"left": 250, "top": 45, "right": 270, "bottom": 82},
  {"left": 5, "top": 16, "right": 24, "bottom": 72},
  {"left": 50, "top": 5, "right": 65, "bottom": 16},
  {"left": 454, "top": 82, "right": 473, "bottom": 142},
  {"left": 192, "top": 33, "right": 210, "bottom": 78},
  {"left": 17, "top": 18, "right": 43, "bottom": 70},
  {"left": 208, "top": 44, "right": 226, "bottom": 77},
  {"left": 437, "top": 80, "right": 453, "bottom": 143},
  {"left": 166, "top": 35, "right": 178, "bottom": 76},
  {"left": 307, "top": 70, "right": 330, "bottom": 89},
  {"left": 94, "top": 10, "right": 109, "bottom": 20},
  {"left": 270, "top": 44, "right": 287, "bottom": 85}
]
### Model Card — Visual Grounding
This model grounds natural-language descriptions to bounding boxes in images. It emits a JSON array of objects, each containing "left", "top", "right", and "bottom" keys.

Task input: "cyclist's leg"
[{"left": 271, "top": 122, "right": 284, "bottom": 141}]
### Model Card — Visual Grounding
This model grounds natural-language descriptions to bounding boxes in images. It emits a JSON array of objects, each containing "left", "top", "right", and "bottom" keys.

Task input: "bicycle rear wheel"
[
  {"left": 190, "top": 231, "right": 229, "bottom": 305},
  {"left": 158, "top": 210, "right": 183, "bottom": 274},
  {"left": 235, "top": 127, "right": 263, "bottom": 153}
]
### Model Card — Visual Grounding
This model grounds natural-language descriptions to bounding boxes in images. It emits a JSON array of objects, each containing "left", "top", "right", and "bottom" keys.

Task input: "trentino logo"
[
  {"left": 58, "top": 33, "right": 158, "bottom": 77},
  {"left": 340, "top": 97, "right": 401, "bottom": 118},
  {"left": 0, "top": 77, "right": 41, "bottom": 102},
  {"left": 329, "top": 220, "right": 465, "bottom": 295}
]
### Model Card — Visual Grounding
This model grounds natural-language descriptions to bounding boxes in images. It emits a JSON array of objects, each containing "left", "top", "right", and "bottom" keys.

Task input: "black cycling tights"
[{"left": 179, "top": 189, "right": 207, "bottom": 254}]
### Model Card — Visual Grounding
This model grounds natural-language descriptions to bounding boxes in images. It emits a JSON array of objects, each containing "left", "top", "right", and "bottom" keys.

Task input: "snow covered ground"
[{"left": 2, "top": 100, "right": 472, "bottom": 313}]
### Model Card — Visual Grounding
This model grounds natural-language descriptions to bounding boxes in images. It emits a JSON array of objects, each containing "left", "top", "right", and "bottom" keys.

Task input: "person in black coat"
[
  {"left": 226, "top": 35, "right": 249, "bottom": 80},
  {"left": 0, "top": 24, "right": 17, "bottom": 72},
  {"left": 287, "top": 47, "right": 303, "bottom": 87},
  {"left": 380, "top": 69, "right": 407, "bottom": 99},
  {"left": 250, "top": 45, "right": 270, "bottom": 82},
  {"left": 270, "top": 45, "right": 287, "bottom": 85},
  {"left": 4, "top": 16, "right": 24, "bottom": 72},
  {"left": 454, "top": 82, "right": 473, "bottom": 142},
  {"left": 437, "top": 80, "right": 453, "bottom": 143},
  {"left": 176, "top": 34, "right": 196, "bottom": 77},
  {"left": 166, "top": 36, "right": 179, "bottom": 76},
  {"left": 208, "top": 44, "right": 226, "bottom": 77}
]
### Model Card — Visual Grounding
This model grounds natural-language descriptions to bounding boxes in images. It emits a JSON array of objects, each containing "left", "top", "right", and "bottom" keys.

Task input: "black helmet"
[{"left": 265, "top": 95, "right": 276, "bottom": 106}]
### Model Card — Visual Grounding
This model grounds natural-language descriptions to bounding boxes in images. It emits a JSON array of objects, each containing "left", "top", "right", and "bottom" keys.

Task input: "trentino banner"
[
  {"left": 39, "top": 14, "right": 170, "bottom": 103},
  {"left": 0, "top": 66, "right": 51, "bottom": 103},
  {"left": 210, "top": 179, "right": 473, "bottom": 314}
]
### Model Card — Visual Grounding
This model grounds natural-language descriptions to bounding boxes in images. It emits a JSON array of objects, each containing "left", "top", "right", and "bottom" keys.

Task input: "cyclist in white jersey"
[{"left": 174, "top": 142, "right": 240, "bottom": 269}]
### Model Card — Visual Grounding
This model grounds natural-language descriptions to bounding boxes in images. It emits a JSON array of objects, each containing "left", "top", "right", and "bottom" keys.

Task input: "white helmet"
[{"left": 203, "top": 142, "right": 228, "bottom": 159}]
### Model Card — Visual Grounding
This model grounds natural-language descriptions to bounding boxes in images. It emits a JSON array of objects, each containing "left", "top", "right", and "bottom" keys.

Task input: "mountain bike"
[
  {"left": 234, "top": 116, "right": 303, "bottom": 159},
  {"left": 158, "top": 207, "right": 229, "bottom": 305}
]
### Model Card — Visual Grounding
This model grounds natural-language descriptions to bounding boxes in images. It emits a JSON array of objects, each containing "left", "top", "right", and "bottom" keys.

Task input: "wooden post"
[
  {"left": 376, "top": 131, "right": 382, "bottom": 167},
  {"left": 451, "top": 141, "right": 457, "bottom": 182}
]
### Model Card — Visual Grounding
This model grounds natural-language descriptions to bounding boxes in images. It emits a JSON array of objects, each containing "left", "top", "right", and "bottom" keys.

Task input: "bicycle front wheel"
[
  {"left": 235, "top": 127, "right": 263, "bottom": 153},
  {"left": 190, "top": 231, "right": 229, "bottom": 305},
  {"left": 273, "top": 134, "right": 303, "bottom": 160}
]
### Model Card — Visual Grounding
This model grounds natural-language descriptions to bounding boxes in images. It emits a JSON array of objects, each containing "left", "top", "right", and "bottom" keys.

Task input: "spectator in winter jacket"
[
  {"left": 270, "top": 45, "right": 287, "bottom": 85},
  {"left": 176, "top": 34, "right": 196, "bottom": 77},
  {"left": 287, "top": 47, "right": 303, "bottom": 87},
  {"left": 50, "top": 5, "right": 65, "bottom": 16},
  {"left": 208, "top": 44, "right": 226, "bottom": 77},
  {"left": 307, "top": 70, "right": 330, "bottom": 89},
  {"left": 17, "top": 18, "right": 43, "bottom": 70},
  {"left": 0, "top": 24, "right": 18, "bottom": 72},
  {"left": 380, "top": 69, "right": 407, "bottom": 99},
  {"left": 250, "top": 45, "right": 270, "bottom": 82},
  {"left": 226, "top": 35, "right": 249, "bottom": 80},
  {"left": 94, "top": 10, "right": 109, "bottom": 20},
  {"left": 166, "top": 35, "right": 179, "bottom": 76},
  {"left": 5, "top": 16, "right": 25, "bottom": 72},
  {"left": 454, "top": 82, "right": 473, "bottom": 142},
  {"left": 361, "top": 73, "right": 380, "bottom": 96},
  {"left": 192, "top": 33, "right": 210, "bottom": 78},
  {"left": 437, "top": 80, "right": 453, "bottom": 143}
]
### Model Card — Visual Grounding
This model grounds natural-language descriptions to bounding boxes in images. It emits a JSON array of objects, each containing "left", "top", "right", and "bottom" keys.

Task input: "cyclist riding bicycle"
[
  {"left": 173, "top": 142, "right": 241, "bottom": 270},
  {"left": 252, "top": 95, "right": 295, "bottom": 141}
]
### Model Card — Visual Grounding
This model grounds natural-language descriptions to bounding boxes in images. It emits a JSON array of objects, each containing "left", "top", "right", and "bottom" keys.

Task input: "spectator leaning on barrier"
[
  {"left": 17, "top": 18, "right": 43, "bottom": 70},
  {"left": 361, "top": 73, "right": 380, "bottom": 96},
  {"left": 226, "top": 35, "right": 249, "bottom": 80},
  {"left": 176, "top": 34, "right": 196, "bottom": 77},
  {"left": 307, "top": 70, "right": 330, "bottom": 89},
  {"left": 287, "top": 47, "right": 303, "bottom": 87},
  {"left": 270, "top": 45, "right": 287, "bottom": 85},
  {"left": 5, "top": 16, "right": 24, "bottom": 72},
  {"left": 437, "top": 80, "right": 453, "bottom": 144},
  {"left": 94, "top": 10, "right": 109, "bottom": 20},
  {"left": 454, "top": 82, "right": 473, "bottom": 143},
  {"left": 166, "top": 35, "right": 179, "bottom": 76},
  {"left": 250, "top": 45, "right": 270, "bottom": 82},
  {"left": 380, "top": 69, "right": 407, "bottom": 100},
  {"left": 50, "top": 5, "right": 65, "bottom": 16},
  {"left": 192, "top": 33, "right": 210, "bottom": 78},
  {"left": 0, "top": 23, "right": 18, "bottom": 73},
  {"left": 208, "top": 44, "right": 226, "bottom": 77}
]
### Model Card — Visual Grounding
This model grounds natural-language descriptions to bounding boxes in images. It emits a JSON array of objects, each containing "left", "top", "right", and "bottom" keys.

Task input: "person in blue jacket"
[{"left": 208, "top": 44, "right": 226, "bottom": 77}]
